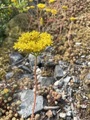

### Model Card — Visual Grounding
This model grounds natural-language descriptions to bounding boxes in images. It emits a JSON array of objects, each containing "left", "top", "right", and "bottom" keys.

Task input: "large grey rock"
[
  {"left": 54, "top": 65, "right": 64, "bottom": 80},
  {"left": 28, "top": 54, "right": 41, "bottom": 67},
  {"left": 38, "top": 76, "right": 55, "bottom": 86},
  {"left": 5, "top": 13, "right": 30, "bottom": 39},
  {"left": 9, "top": 52, "right": 23, "bottom": 65},
  {"left": 18, "top": 90, "right": 44, "bottom": 118}
]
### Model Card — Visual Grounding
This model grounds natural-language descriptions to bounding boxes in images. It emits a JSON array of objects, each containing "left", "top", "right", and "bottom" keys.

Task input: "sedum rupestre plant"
[{"left": 13, "top": 30, "right": 53, "bottom": 120}]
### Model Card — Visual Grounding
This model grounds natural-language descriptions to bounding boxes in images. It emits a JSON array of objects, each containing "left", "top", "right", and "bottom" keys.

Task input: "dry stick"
[{"left": 31, "top": 56, "right": 37, "bottom": 120}]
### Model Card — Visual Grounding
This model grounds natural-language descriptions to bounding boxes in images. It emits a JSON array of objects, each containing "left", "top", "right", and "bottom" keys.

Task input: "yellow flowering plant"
[
  {"left": 13, "top": 30, "right": 53, "bottom": 55},
  {"left": 49, "top": 0, "right": 56, "bottom": 4},
  {"left": 62, "top": 5, "right": 68, "bottom": 10},
  {"left": 13, "top": 30, "right": 53, "bottom": 120},
  {"left": 70, "top": 17, "right": 77, "bottom": 21},
  {"left": 37, "top": 3, "right": 46, "bottom": 9}
]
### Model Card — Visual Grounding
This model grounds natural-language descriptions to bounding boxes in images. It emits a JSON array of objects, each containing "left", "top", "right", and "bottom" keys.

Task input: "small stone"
[
  {"left": 66, "top": 116, "right": 72, "bottom": 120},
  {"left": 36, "top": 68, "right": 41, "bottom": 75},
  {"left": 46, "top": 110, "right": 53, "bottom": 118},
  {"left": 75, "top": 42, "right": 81, "bottom": 46},
  {"left": 54, "top": 65, "right": 64, "bottom": 80},
  {"left": 54, "top": 80, "right": 64, "bottom": 87},
  {"left": 35, "top": 114, "right": 40, "bottom": 120},
  {"left": 5, "top": 72, "right": 14, "bottom": 80},
  {"left": 88, "top": 62, "right": 90, "bottom": 66},
  {"left": 64, "top": 76, "right": 71, "bottom": 84},
  {"left": 9, "top": 52, "right": 23, "bottom": 64},
  {"left": 12, "top": 117, "right": 17, "bottom": 120},
  {"left": 59, "top": 112, "right": 66, "bottom": 119},
  {"left": 86, "top": 73, "right": 90, "bottom": 80},
  {"left": 73, "top": 117, "right": 78, "bottom": 120},
  {"left": 66, "top": 111, "right": 72, "bottom": 117},
  {"left": 38, "top": 76, "right": 55, "bottom": 86},
  {"left": 80, "top": 104, "right": 87, "bottom": 109}
]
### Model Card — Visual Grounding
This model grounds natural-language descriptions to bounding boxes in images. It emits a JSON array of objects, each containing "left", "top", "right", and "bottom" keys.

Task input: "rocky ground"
[{"left": 0, "top": 0, "right": 90, "bottom": 120}]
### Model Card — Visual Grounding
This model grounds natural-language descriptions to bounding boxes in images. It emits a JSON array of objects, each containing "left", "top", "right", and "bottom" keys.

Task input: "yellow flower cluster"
[
  {"left": 3, "top": 88, "right": 9, "bottom": 94},
  {"left": 45, "top": 8, "right": 57, "bottom": 15},
  {"left": 62, "top": 5, "right": 68, "bottom": 10},
  {"left": 13, "top": 31, "right": 53, "bottom": 54},
  {"left": 11, "top": 0, "right": 17, "bottom": 2},
  {"left": 51, "top": 9, "right": 57, "bottom": 15},
  {"left": 70, "top": 17, "right": 77, "bottom": 21},
  {"left": 37, "top": 3, "right": 46, "bottom": 9},
  {"left": 49, "top": 0, "right": 56, "bottom": 3}
]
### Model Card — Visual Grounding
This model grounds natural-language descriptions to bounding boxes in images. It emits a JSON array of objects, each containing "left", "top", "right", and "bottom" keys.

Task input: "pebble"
[
  {"left": 35, "top": 114, "right": 40, "bottom": 120},
  {"left": 73, "top": 117, "right": 78, "bottom": 120},
  {"left": 5, "top": 72, "right": 14, "bottom": 80},
  {"left": 46, "top": 110, "right": 53, "bottom": 118},
  {"left": 59, "top": 112, "right": 66, "bottom": 119},
  {"left": 88, "top": 62, "right": 90, "bottom": 66},
  {"left": 80, "top": 104, "right": 87, "bottom": 109},
  {"left": 54, "top": 80, "right": 64, "bottom": 87},
  {"left": 36, "top": 68, "right": 41, "bottom": 75},
  {"left": 66, "top": 111, "right": 72, "bottom": 117}
]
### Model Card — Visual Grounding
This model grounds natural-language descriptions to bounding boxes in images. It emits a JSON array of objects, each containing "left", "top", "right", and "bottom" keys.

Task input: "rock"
[
  {"left": 38, "top": 76, "right": 55, "bottom": 86},
  {"left": 63, "top": 76, "right": 71, "bottom": 84},
  {"left": 66, "top": 111, "right": 72, "bottom": 117},
  {"left": 73, "top": 117, "right": 78, "bottom": 120},
  {"left": 75, "top": 42, "right": 82, "bottom": 46},
  {"left": 35, "top": 114, "right": 40, "bottom": 120},
  {"left": 44, "top": 54, "right": 56, "bottom": 68},
  {"left": 54, "top": 80, "right": 64, "bottom": 88},
  {"left": 75, "top": 60, "right": 82, "bottom": 65},
  {"left": 86, "top": 73, "right": 90, "bottom": 80},
  {"left": 72, "top": 76, "right": 80, "bottom": 84},
  {"left": 66, "top": 116, "right": 72, "bottom": 120},
  {"left": 54, "top": 65, "right": 64, "bottom": 80},
  {"left": 67, "top": 87, "right": 73, "bottom": 97},
  {"left": 18, "top": 90, "right": 44, "bottom": 118},
  {"left": 36, "top": 68, "right": 42, "bottom": 75},
  {"left": 28, "top": 54, "right": 41, "bottom": 67},
  {"left": 5, "top": 13, "right": 31, "bottom": 39},
  {"left": 59, "top": 112, "right": 66, "bottom": 119},
  {"left": 20, "top": 73, "right": 34, "bottom": 79},
  {"left": 59, "top": 60, "right": 69, "bottom": 69},
  {"left": 80, "top": 104, "right": 87, "bottom": 109},
  {"left": 87, "top": 62, "right": 90, "bottom": 66},
  {"left": 9, "top": 52, "right": 23, "bottom": 65},
  {"left": 85, "top": 73, "right": 90, "bottom": 86},
  {"left": 44, "top": 61, "right": 56, "bottom": 68},
  {"left": 18, "top": 65, "right": 32, "bottom": 73},
  {"left": 46, "top": 110, "right": 53, "bottom": 118},
  {"left": 5, "top": 72, "right": 14, "bottom": 80}
]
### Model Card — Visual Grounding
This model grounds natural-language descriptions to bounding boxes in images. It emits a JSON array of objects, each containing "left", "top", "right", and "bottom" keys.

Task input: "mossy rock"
[{"left": 5, "top": 13, "right": 32, "bottom": 39}]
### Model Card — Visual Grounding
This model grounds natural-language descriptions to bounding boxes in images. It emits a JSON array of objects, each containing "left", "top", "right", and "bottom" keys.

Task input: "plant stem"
[{"left": 31, "top": 56, "right": 37, "bottom": 120}]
